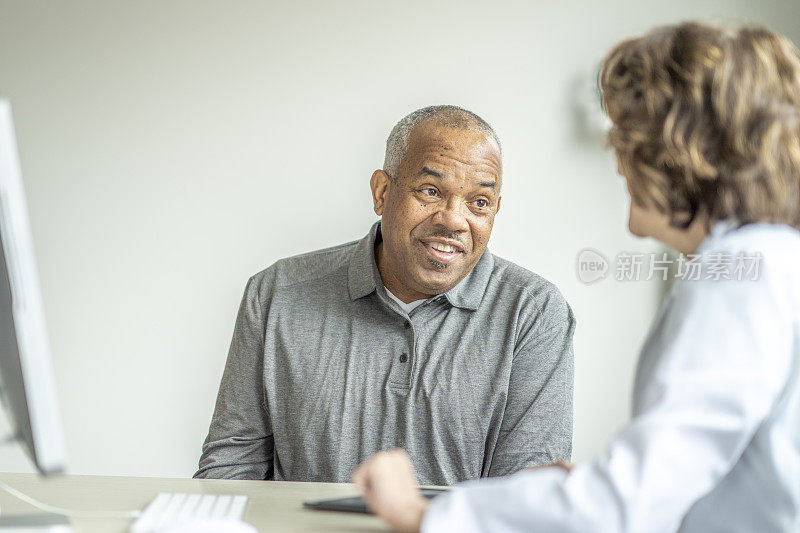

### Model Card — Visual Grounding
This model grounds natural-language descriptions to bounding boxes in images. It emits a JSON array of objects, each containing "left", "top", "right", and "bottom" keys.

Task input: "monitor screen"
[{"left": 0, "top": 96, "right": 67, "bottom": 475}]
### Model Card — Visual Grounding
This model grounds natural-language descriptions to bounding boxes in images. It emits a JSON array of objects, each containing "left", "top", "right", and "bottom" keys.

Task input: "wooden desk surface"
[{"left": 0, "top": 473, "right": 388, "bottom": 532}]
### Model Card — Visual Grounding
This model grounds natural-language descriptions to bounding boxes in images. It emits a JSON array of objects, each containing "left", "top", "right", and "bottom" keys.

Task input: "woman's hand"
[
  {"left": 524, "top": 460, "right": 574, "bottom": 473},
  {"left": 351, "top": 448, "right": 429, "bottom": 533}
]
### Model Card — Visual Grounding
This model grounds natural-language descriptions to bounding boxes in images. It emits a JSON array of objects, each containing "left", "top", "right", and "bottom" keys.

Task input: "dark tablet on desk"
[{"left": 304, "top": 488, "right": 449, "bottom": 514}]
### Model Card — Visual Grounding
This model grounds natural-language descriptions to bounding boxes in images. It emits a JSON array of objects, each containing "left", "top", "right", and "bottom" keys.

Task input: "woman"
[{"left": 351, "top": 22, "right": 800, "bottom": 532}]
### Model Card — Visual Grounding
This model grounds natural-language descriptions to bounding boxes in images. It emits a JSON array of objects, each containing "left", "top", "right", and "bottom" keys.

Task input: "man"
[{"left": 194, "top": 105, "right": 575, "bottom": 485}]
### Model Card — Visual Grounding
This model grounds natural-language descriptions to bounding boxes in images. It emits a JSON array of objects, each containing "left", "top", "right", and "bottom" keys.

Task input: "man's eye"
[
  {"left": 422, "top": 188, "right": 438, "bottom": 196},
  {"left": 474, "top": 199, "right": 488, "bottom": 208}
]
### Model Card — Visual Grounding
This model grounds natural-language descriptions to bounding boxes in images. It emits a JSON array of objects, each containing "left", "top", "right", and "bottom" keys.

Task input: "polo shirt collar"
[
  {"left": 348, "top": 221, "right": 495, "bottom": 311},
  {"left": 348, "top": 222, "right": 382, "bottom": 301},
  {"left": 442, "top": 248, "right": 494, "bottom": 310}
]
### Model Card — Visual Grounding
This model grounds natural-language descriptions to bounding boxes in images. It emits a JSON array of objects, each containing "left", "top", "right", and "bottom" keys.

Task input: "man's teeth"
[{"left": 430, "top": 243, "right": 458, "bottom": 253}]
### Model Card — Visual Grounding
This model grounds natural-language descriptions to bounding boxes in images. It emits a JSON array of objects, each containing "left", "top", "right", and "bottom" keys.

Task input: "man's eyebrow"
[
  {"left": 420, "top": 166, "right": 442, "bottom": 178},
  {"left": 418, "top": 166, "right": 497, "bottom": 190}
]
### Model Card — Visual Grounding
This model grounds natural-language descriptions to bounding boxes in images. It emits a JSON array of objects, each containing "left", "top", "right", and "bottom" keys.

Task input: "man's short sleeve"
[
  {"left": 194, "top": 276, "right": 274, "bottom": 479},
  {"left": 486, "top": 286, "right": 575, "bottom": 476}
]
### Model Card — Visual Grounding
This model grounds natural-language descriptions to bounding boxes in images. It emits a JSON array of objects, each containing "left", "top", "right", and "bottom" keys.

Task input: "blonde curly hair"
[{"left": 599, "top": 22, "right": 800, "bottom": 229}]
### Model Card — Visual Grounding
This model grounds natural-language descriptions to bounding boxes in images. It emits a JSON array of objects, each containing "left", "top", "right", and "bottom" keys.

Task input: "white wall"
[{"left": 0, "top": 1, "right": 798, "bottom": 477}]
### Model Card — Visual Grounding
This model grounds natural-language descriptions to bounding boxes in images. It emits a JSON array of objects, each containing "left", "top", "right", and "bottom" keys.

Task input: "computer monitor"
[{"left": 0, "top": 95, "right": 67, "bottom": 476}]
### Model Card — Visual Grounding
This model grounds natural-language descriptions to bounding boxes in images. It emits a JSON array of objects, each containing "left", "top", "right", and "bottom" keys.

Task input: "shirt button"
[
  {"left": 404, "top": 321, "right": 411, "bottom": 329},
  {"left": 399, "top": 353, "right": 408, "bottom": 363}
]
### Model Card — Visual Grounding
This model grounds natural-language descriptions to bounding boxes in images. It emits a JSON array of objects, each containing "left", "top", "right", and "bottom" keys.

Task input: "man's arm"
[
  {"left": 194, "top": 276, "right": 273, "bottom": 480},
  {"left": 485, "top": 288, "right": 575, "bottom": 477}
]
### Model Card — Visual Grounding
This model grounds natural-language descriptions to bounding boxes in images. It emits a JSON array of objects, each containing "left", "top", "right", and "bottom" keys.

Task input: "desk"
[{"left": 0, "top": 473, "right": 389, "bottom": 532}]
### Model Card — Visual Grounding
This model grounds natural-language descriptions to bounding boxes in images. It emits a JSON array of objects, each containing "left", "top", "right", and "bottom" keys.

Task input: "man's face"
[{"left": 371, "top": 123, "right": 502, "bottom": 300}]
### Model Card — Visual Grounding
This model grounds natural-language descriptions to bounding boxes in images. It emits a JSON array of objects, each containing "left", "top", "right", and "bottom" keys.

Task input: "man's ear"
[
  {"left": 370, "top": 170, "right": 391, "bottom": 215},
  {"left": 495, "top": 195, "right": 502, "bottom": 215}
]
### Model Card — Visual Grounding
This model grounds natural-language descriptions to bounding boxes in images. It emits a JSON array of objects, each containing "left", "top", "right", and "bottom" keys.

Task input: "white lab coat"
[{"left": 423, "top": 221, "right": 800, "bottom": 532}]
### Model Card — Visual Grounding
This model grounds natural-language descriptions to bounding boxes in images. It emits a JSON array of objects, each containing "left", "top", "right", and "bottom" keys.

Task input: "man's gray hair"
[{"left": 383, "top": 105, "right": 501, "bottom": 179}]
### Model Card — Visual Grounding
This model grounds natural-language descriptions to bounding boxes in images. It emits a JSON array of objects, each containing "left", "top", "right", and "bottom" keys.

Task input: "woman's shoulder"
[
  {"left": 688, "top": 221, "right": 800, "bottom": 296},
  {"left": 701, "top": 221, "right": 800, "bottom": 264}
]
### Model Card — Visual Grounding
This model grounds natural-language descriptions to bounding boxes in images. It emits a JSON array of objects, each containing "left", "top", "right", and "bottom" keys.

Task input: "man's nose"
[{"left": 431, "top": 196, "right": 469, "bottom": 233}]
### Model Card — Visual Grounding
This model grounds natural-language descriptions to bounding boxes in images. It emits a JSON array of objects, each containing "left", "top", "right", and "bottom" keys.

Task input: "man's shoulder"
[
  {"left": 249, "top": 238, "right": 361, "bottom": 292},
  {"left": 486, "top": 254, "right": 575, "bottom": 350},
  {"left": 486, "top": 253, "right": 573, "bottom": 324},
  {"left": 488, "top": 253, "right": 564, "bottom": 300}
]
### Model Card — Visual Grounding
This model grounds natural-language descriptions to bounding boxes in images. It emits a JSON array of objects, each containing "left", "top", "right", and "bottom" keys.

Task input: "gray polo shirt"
[{"left": 195, "top": 222, "right": 575, "bottom": 485}]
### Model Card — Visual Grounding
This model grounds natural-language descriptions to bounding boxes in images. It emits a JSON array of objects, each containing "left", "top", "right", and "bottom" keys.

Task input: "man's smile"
[{"left": 419, "top": 238, "right": 466, "bottom": 265}]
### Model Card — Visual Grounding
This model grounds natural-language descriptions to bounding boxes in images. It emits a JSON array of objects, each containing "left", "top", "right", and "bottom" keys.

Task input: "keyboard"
[{"left": 130, "top": 493, "right": 249, "bottom": 532}]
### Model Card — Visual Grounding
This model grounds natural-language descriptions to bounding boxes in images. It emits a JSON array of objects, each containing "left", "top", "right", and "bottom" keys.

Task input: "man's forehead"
[
  {"left": 409, "top": 123, "right": 498, "bottom": 149},
  {"left": 404, "top": 124, "right": 502, "bottom": 171}
]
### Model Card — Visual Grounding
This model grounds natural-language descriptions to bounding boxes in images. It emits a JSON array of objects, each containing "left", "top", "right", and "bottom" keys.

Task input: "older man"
[{"left": 194, "top": 105, "right": 575, "bottom": 485}]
